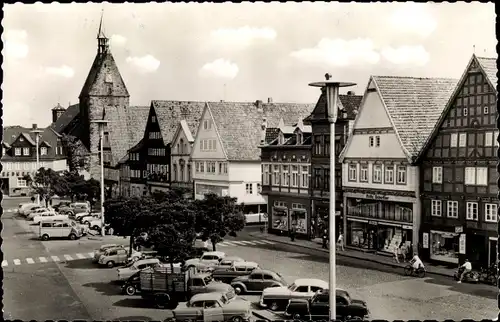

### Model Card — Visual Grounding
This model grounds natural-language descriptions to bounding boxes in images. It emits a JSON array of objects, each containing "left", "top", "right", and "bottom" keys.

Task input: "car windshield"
[
  {"left": 287, "top": 283, "right": 296, "bottom": 290},
  {"left": 220, "top": 295, "right": 229, "bottom": 304}
]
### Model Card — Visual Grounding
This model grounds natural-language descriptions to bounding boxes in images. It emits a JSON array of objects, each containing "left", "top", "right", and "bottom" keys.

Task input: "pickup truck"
[
  {"left": 284, "top": 289, "right": 370, "bottom": 321},
  {"left": 140, "top": 266, "right": 235, "bottom": 309},
  {"left": 211, "top": 261, "right": 259, "bottom": 284}
]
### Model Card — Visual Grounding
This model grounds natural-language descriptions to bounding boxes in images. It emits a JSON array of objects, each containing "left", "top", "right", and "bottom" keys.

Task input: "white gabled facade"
[{"left": 170, "top": 120, "right": 195, "bottom": 190}]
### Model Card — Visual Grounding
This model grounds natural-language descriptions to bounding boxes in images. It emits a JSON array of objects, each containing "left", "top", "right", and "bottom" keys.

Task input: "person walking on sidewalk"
[
  {"left": 290, "top": 224, "right": 296, "bottom": 242},
  {"left": 337, "top": 233, "right": 345, "bottom": 251},
  {"left": 322, "top": 228, "right": 328, "bottom": 249}
]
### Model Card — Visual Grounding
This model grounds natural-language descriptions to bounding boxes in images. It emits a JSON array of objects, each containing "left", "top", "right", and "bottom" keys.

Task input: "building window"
[
  {"left": 203, "top": 120, "right": 212, "bottom": 130},
  {"left": 179, "top": 139, "right": 184, "bottom": 154},
  {"left": 200, "top": 162, "right": 205, "bottom": 173},
  {"left": 495, "top": 131, "right": 499, "bottom": 146},
  {"left": 151, "top": 116, "right": 156, "bottom": 123},
  {"left": 369, "top": 136, "right": 374, "bottom": 147},
  {"left": 397, "top": 166, "right": 407, "bottom": 184},
  {"left": 291, "top": 165, "right": 298, "bottom": 187},
  {"left": 375, "top": 136, "right": 380, "bottom": 147},
  {"left": 447, "top": 201, "right": 458, "bottom": 218},
  {"left": 360, "top": 164, "right": 368, "bottom": 182},
  {"left": 372, "top": 164, "right": 382, "bottom": 183},
  {"left": 485, "top": 204, "right": 498, "bottom": 222},
  {"left": 272, "top": 165, "right": 280, "bottom": 186},
  {"left": 431, "top": 200, "right": 441, "bottom": 217},
  {"left": 195, "top": 162, "right": 200, "bottom": 173},
  {"left": 348, "top": 164, "right": 357, "bottom": 181},
  {"left": 484, "top": 106, "right": 489, "bottom": 114},
  {"left": 432, "top": 166, "right": 443, "bottom": 184},
  {"left": 458, "top": 133, "right": 467, "bottom": 147},
  {"left": 314, "top": 168, "right": 323, "bottom": 189},
  {"left": 450, "top": 133, "right": 458, "bottom": 147},
  {"left": 22, "top": 147, "right": 30, "bottom": 156},
  {"left": 323, "top": 169, "right": 330, "bottom": 191},
  {"left": 463, "top": 107, "right": 468, "bottom": 116},
  {"left": 262, "top": 164, "right": 270, "bottom": 185},
  {"left": 314, "top": 135, "right": 322, "bottom": 155},
  {"left": 300, "top": 165, "right": 309, "bottom": 188},
  {"left": 324, "top": 135, "right": 330, "bottom": 155},
  {"left": 245, "top": 183, "right": 253, "bottom": 194},
  {"left": 40, "top": 147, "right": 47, "bottom": 156},
  {"left": 173, "top": 164, "right": 178, "bottom": 181},
  {"left": 257, "top": 183, "right": 261, "bottom": 194},
  {"left": 17, "top": 177, "right": 27, "bottom": 187},
  {"left": 485, "top": 131, "right": 494, "bottom": 146},
  {"left": 466, "top": 202, "right": 478, "bottom": 221},
  {"left": 180, "top": 164, "right": 185, "bottom": 181},
  {"left": 281, "top": 165, "right": 290, "bottom": 187},
  {"left": 223, "top": 162, "right": 228, "bottom": 174},
  {"left": 384, "top": 165, "right": 394, "bottom": 184},
  {"left": 465, "top": 167, "right": 488, "bottom": 186},
  {"left": 210, "top": 161, "right": 216, "bottom": 173}
]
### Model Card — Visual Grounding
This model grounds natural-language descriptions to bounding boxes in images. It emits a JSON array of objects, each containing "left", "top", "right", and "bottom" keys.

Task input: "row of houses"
[{"left": 260, "top": 54, "right": 498, "bottom": 268}]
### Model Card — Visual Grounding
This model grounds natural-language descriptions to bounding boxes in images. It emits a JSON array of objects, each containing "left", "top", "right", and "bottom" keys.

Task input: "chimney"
[
  {"left": 267, "top": 97, "right": 273, "bottom": 104},
  {"left": 255, "top": 100, "right": 263, "bottom": 110},
  {"left": 347, "top": 91, "right": 355, "bottom": 96},
  {"left": 260, "top": 117, "right": 268, "bottom": 145}
]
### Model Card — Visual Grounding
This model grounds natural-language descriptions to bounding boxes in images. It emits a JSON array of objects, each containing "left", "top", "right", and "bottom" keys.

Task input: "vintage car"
[
  {"left": 184, "top": 251, "right": 226, "bottom": 271},
  {"left": 92, "top": 244, "right": 126, "bottom": 263},
  {"left": 211, "top": 261, "right": 259, "bottom": 284},
  {"left": 230, "top": 269, "right": 287, "bottom": 295},
  {"left": 117, "top": 258, "right": 162, "bottom": 281},
  {"left": 284, "top": 288, "right": 370, "bottom": 321},
  {"left": 173, "top": 292, "right": 251, "bottom": 322},
  {"left": 122, "top": 271, "right": 141, "bottom": 295},
  {"left": 218, "top": 257, "right": 246, "bottom": 268},
  {"left": 259, "top": 278, "right": 328, "bottom": 311}
]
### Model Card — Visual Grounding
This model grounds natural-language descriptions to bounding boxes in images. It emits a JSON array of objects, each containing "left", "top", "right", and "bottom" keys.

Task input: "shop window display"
[
  {"left": 430, "top": 231, "right": 459, "bottom": 264},
  {"left": 291, "top": 203, "right": 307, "bottom": 234},
  {"left": 272, "top": 201, "right": 288, "bottom": 231},
  {"left": 348, "top": 221, "right": 376, "bottom": 250}
]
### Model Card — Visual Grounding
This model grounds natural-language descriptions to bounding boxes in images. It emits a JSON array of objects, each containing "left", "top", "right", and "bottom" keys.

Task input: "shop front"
[
  {"left": 427, "top": 230, "right": 460, "bottom": 264},
  {"left": 311, "top": 201, "right": 342, "bottom": 239},
  {"left": 268, "top": 197, "right": 310, "bottom": 237},
  {"left": 290, "top": 203, "right": 308, "bottom": 235},
  {"left": 271, "top": 201, "right": 289, "bottom": 233}
]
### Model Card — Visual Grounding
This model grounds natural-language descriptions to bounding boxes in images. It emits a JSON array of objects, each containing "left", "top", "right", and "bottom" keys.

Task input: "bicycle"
[{"left": 404, "top": 264, "right": 426, "bottom": 278}]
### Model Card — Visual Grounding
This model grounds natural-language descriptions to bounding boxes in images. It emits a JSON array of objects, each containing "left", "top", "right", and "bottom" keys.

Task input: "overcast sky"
[{"left": 2, "top": 2, "right": 496, "bottom": 127}]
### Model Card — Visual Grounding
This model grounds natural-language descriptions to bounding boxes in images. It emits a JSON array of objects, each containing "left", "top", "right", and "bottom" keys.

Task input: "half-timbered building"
[{"left": 417, "top": 55, "right": 498, "bottom": 267}]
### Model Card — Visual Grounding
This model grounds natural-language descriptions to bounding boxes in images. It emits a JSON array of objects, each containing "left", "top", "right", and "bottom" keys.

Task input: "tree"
[
  {"left": 60, "top": 133, "right": 89, "bottom": 172},
  {"left": 81, "top": 178, "right": 100, "bottom": 211},
  {"left": 24, "top": 168, "right": 68, "bottom": 207},
  {"left": 194, "top": 193, "right": 246, "bottom": 251},
  {"left": 61, "top": 171, "right": 86, "bottom": 202}
]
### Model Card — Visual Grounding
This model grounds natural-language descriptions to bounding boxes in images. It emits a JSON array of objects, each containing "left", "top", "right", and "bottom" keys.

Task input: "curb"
[{"left": 249, "top": 232, "right": 454, "bottom": 278}]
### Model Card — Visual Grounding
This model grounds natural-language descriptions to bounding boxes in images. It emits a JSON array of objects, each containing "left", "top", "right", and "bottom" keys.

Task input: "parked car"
[
  {"left": 27, "top": 208, "right": 51, "bottom": 220},
  {"left": 184, "top": 251, "right": 226, "bottom": 271},
  {"left": 39, "top": 220, "right": 82, "bottom": 241},
  {"left": 79, "top": 213, "right": 101, "bottom": 225},
  {"left": 33, "top": 212, "right": 69, "bottom": 224},
  {"left": 259, "top": 278, "right": 328, "bottom": 311},
  {"left": 117, "top": 258, "right": 163, "bottom": 281},
  {"left": 71, "top": 202, "right": 90, "bottom": 214},
  {"left": 92, "top": 244, "right": 126, "bottom": 263},
  {"left": 231, "top": 269, "right": 287, "bottom": 295},
  {"left": 285, "top": 288, "right": 370, "bottom": 321},
  {"left": 53, "top": 201, "right": 71, "bottom": 212},
  {"left": 218, "top": 257, "right": 246, "bottom": 268},
  {"left": 211, "top": 261, "right": 260, "bottom": 284},
  {"left": 173, "top": 292, "right": 251, "bottom": 322},
  {"left": 24, "top": 205, "right": 44, "bottom": 216},
  {"left": 18, "top": 203, "right": 38, "bottom": 215},
  {"left": 98, "top": 247, "right": 130, "bottom": 268},
  {"left": 122, "top": 271, "right": 142, "bottom": 296}
]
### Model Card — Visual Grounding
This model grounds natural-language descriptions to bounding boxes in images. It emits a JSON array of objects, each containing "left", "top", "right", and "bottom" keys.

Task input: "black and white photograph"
[{"left": 1, "top": 2, "right": 498, "bottom": 321}]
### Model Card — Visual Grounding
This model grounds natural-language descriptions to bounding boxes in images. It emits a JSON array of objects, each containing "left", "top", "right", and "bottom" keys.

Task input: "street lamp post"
[
  {"left": 91, "top": 119, "right": 110, "bottom": 237},
  {"left": 309, "top": 75, "right": 355, "bottom": 321},
  {"left": 30, "top": 124, "right": 44, "bottom": 205}
]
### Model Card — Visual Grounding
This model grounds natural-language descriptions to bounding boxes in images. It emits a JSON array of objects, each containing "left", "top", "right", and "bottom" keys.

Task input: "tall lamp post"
[
  {"left": 30, "top": 124, "right": 43, "bottom": 205},
  {"left": 309, "top": 74, "right": 355, "bottom": 320},
  {"left": 91, "top": 119, "right": 110, "bottom": 237}
]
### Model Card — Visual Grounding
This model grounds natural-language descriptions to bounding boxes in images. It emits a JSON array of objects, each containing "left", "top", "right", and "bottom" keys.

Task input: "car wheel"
[
  {"left": 93, "top": 225, "right": 100, "bottom": 231},
  {"left": 293, "top": 314, "right": 302, "bottom": 320},
  {"left": 231, "top": 316, "right": 243, "bottom": 322},
  {"left": 107, "top": 261, "right": 115, "bottom": 268},
  {"left": 41, "top": 234, "right": 49, "bottom": 241},
  {"left": 404, "top": 265, "right": 413, "bottom": 276},
  {"left": 269, "top": 301, "right": 280, "bottom": 311},
  {"left": 233, "top": 285, "right": 243, "bottom": 295},
  {"left": 125, "top": 285, "right": 136, "bottom": 296},
  {"left": 69, "top": 233, "right": 77, "bottom": 240}
]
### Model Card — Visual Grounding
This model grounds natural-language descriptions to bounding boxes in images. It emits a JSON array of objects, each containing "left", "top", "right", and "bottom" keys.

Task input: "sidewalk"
[{"left": 248, "top": 231, "right": 455, "bottom": 278}]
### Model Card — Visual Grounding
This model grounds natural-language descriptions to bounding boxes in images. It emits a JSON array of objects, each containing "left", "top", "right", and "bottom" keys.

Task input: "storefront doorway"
[{"left": 488, "top": 237, "right": 497, "bottom": 267}]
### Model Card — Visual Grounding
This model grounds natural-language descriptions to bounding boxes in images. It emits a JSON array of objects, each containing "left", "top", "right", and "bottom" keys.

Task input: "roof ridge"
[
  {"left": 476, "top": 56, "right": 496, "bottom": 60},
  {"left": 373, "top": 75, "right": 458, "bottom": 81}
]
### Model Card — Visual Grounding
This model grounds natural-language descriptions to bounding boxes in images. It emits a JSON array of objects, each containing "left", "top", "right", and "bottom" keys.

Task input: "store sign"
[
  {"left": 423, "top": 233, "right": 429, "bottom": 249},
  {"left": 459, "top": 234, "right": 466, "bottom": 254},
  {"left": 455, "top": 226, "right": 463, "bottom": 233},
  {"left": 365, "top": 193, "right": 390, "bottom": 200}
]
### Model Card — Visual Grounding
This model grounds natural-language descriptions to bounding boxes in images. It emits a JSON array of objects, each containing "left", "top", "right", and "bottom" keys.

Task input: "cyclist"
[{"left": 410, "top": 252, "right": 424, "bottom": 272}]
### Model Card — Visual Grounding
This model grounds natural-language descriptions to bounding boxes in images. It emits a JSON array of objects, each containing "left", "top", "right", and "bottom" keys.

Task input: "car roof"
[
  {"left": 203, "top": 251, "right": 225, "bottom": 257},
  {"left": 190, "top": 292, "right": 225, "bottom": 302},
  {"left": 193, "top": 272, "right": 212, "bottom": 278},
  {"left": 233, "top": 261, "right": 259, "bottom": 267},
  {"left": 251, "top": 269, "right": 277, "bottom": 275},
  {"left": 135, "top": 258, "right": 160, "bottom": 265},
  {"left": 222, "top": 256, "right": 244, "bottom": 261},
  {"left": 293, "top": 278, "right": 329, "bottom": 288}
]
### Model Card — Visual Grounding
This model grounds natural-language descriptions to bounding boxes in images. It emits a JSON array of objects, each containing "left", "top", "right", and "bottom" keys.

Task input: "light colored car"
[
  {"left": 33, "top": 212, "right": 68, "bottom": 224},
  {"left": 98, "top": 247, "right": 137, "bottom": 268},
  {"left": 259, "top": 278, "right": 329, "bottom": 311},
  {"left": 70, "top": 202, "right": 90, "bottom": 214},
  {"left": 24, "top": 206, "right": 45, "bottom": 217},
  {"left": 117, "top": 258, "right": 162, "bottom": 281},
  {"left": 39, "top": 220, "right": 82, "bottom": 241},
  {"left": 18, "top": 203, "right": 38, "bottom": 215},
  {"left": 92, "top": 244, "right": 126, "bottom": 263},
  {"left": 185, "top": 251, "right": 226, "bottom": 271},
  {"left": 219, "top": 257, "right": 246, "bottom": 268},
  {"left": 173, "top": 292, "right": 251, "bottom": 322},
  {"left": 27, "top": 208, "right": 51, "bottom": 220},
  {"left": 79, "top": 213, "right": 101, "bottom": 225},
  {"left": 211, "top": 261, "right": 260, "bottom": 284}
]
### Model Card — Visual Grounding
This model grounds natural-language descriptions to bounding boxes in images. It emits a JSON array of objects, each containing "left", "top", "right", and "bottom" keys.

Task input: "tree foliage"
[
  {"left": 24, "top": 168, "right": 68, "bottom": 206},
  {"left": 194, "top": 193, "right": 246, "bottom": 251},
  {"left": 60, "top": 133, "right": 89, "bottom": 172}
]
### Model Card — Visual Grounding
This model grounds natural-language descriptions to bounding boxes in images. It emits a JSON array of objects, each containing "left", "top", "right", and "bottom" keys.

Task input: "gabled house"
[
  {"left": 339, "top": 76, "right": 457, "bottom": 256},
  {"left": 416, "top": 55, "right": 498, "bottom": 267},
  {"left": 191, "top": 99, "right": 314, "bottom": 216},
  {"left": 260, "top": 118, "right": 313, "bottom": 236},
  {"left": 170, "top": 120, "right": 198, "bottom": 191},
  {"left": 1, "top": 125, "right": 67, "bottom": 196}
]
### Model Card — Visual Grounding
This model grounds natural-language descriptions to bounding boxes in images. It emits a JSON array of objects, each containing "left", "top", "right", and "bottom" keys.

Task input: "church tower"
[{"left": 79, "top": 13, "right": 130, "bottom": 179}]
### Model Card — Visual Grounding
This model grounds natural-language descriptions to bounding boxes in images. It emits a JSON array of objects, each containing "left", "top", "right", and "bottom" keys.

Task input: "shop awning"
[{"left": 430, "top": 230, "right": 458, "bottom": 238}]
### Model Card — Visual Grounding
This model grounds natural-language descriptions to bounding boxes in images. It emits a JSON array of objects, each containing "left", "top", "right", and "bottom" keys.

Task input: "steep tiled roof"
[
  {"left": 476, "top": 56, "right": 497, "bottom": 90},
  {"left": 2, "top": 125, "right": 65, "bottom": 161},
  {"left": 152, "top": 101, "right": 206, "bottom": 146},
  {"left": 207, "top": 101, "right": 313, "bottom": 161},
  {"left": 304, "top": 93, "right": 362, "bottom": 122},
  {"left": 51, "top": 103, "right": 80, "bottom": 134},
  {"left": 79, "top": 52, "right": 129, "bottom": 98},
  {"left": 126, "top": 106, "right": 150, "bottom": 148},
  {"left": 373, "top": 76, "right": 458, "bottom": 159}
]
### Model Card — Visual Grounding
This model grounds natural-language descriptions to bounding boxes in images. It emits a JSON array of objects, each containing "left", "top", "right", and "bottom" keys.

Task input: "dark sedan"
[
  {"left": 285, "top": 288, "right": 369, "bottom": 321},
  {"left": 230, "top": 269, "right": 287, "bottom": 294}
]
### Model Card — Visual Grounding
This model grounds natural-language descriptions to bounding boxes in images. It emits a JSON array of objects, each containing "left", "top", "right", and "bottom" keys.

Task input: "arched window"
[
  {"left": 180, "top": 139, "right": 184, "bottom": 154},
  {"left": 173, "top": 164, "right": 178, "bottom": 182}
]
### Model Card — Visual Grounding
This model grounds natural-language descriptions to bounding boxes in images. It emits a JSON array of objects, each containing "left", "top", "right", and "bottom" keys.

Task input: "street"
[{"left": 2, "top": 197, "right": 497, "bottom": 321}]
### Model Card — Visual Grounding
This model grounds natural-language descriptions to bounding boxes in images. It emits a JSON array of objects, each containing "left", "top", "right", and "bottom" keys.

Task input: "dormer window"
[
  {"left": 23, "top": 148, "right": 30, "bottom": 156},
  {"left": 278, "top": 133, "right": 284, "bottom": 145},
  {"left": 296, "top": 132, "right": 303, "bottom": 145},
  {"left": 41, "top": 147, "right": 48, "bottom": 156},
  {"left": 14, "top": 148, "right": 21, "bottom": 156}
]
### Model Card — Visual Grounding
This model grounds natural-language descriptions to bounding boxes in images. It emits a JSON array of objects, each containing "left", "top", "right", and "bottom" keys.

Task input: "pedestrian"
[
  {"left": 393, "top": 245, "right": 400, "bottom": 263},
  {"left": 290, "top": 225, "right": 296, "bottom": 242},
  {"left": 337, "top": 233, "right": 345, "bottom": 251},
  {"left": 322, "top": 228, "right": 328, "bottom": 249}
]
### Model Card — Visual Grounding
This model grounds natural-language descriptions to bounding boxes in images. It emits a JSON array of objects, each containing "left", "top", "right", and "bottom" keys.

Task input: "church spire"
[{"left": 97, "top": 9, "right": 109, "bottom": 54}]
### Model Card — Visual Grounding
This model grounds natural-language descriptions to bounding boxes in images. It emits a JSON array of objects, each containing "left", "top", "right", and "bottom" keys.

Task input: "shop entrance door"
[{"left": 489, "top": 239, "right": 497, "bottom": 266}]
